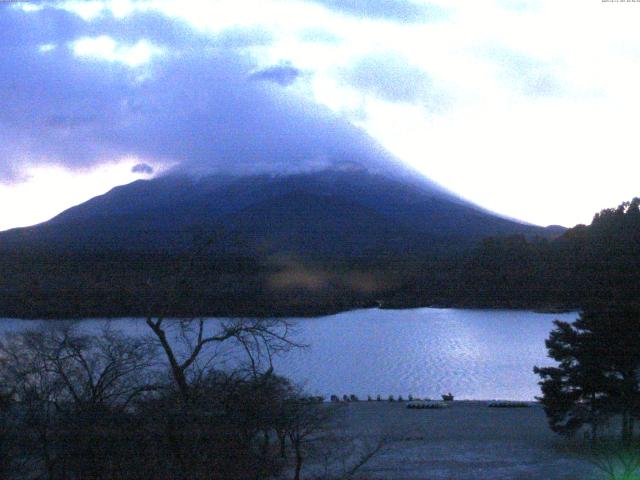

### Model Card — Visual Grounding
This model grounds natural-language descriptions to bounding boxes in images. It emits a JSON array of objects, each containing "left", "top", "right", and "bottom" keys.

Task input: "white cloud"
[
  {"left": 58, "top": 0, "right": 143, "bottom": 20},
  {"left": 4, "top": 0, "right": 640, "bottom": 229},
  {"left": 70, "top": 35, "right": 164, "bottom": 67},
  {"left": 60, "top": 0, "right": 109, "bottom": 20},
  {"left": 38, "top": 43, "right": 57, "bottom": 53},
  {"left": 266, "top": 0, "right": 640, "bottom": 226}
]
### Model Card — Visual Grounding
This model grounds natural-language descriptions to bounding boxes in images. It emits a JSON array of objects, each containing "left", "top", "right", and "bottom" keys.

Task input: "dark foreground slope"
[{"left": 0, "top": 169, "right": 559, "bottom": 318}]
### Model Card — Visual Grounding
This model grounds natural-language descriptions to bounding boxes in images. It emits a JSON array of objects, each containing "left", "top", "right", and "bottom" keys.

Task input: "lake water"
[{"left": 0, "top": 308, "right": 577, "bottom": 401}]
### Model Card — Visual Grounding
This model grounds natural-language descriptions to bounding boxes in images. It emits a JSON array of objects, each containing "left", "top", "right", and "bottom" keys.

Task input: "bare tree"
[
  {"left": 0, "top": 389, "right": 17, "bottom": 478},
  {"left": 337, "top": 436, "right": 387, "bottom": 479},
  {"left": 145, "top": 315, "right": 302, "bottom": 402},
  {"left": 0, "top": 323, "right": 158, "bottom": 479},
  {"left": 309, "top": 424, "right": 389, "bottom": 480},
  {"left": 268, "top": 384, "right": 333, "bottom": 480},
  {"left": 141, "top": 233, "right": 304, "bottom": 400}
]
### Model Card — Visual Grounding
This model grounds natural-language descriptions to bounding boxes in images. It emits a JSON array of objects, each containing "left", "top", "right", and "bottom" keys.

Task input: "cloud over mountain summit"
[{"left": 0, "top": 4, "right": 406, "bottom": 184}]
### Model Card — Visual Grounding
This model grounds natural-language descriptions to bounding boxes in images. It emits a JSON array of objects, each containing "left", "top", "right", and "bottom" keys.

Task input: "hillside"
[
  {"left": 0, "top": 168, "right": 562, "bottom": 318},
  {"left": 385, "top": 198, "right": 640, "bottom": 310},
  {"left": 1, "top": 169, "right": 556, "bottom": 256}
]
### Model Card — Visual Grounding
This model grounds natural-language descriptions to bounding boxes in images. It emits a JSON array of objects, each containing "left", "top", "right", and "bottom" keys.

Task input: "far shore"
[{"left": 0, "top": 303, "right": 579, "bottom": 322}]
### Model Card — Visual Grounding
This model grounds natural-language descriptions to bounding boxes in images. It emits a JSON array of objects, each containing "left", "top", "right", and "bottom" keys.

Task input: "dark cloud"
[
  {"left": 0, "top": 4, "right": 85, "bottom": 47},
  {"left": 86, "top": 9, "right": 203, "bottom": 48},
  {"left": 248, "top": 63, "right": 302, "bottom": 86},
  {"left": 309, "top": 0, "right": 446, "bottom": 23},
  {"left": 0, "top": 160, "right": 26, "bottom": 184},
  {"left": 0, "top": 5, "right": 409, "bottom": 183},
  {"left": 343, "top": 52, "right": 449, "bottom": 111},
  {"left": 131, "top": 162, "right": 154, "bottom": 174}
]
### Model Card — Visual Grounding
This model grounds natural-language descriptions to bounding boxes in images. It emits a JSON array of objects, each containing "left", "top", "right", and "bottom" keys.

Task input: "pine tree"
[{"left": 534, "top": 305, "right": 640, "bottom": 443}]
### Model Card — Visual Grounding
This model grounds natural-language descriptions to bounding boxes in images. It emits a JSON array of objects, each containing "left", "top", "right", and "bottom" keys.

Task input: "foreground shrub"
[{"left": 0, "top": 324, "right": 328, "bottom": 480}]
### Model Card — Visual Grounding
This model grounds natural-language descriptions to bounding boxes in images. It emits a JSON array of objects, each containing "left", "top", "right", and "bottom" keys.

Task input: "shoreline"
[
  {"left": 313, "top": 400, "right": 595, "bottom": 480},
  {"left": 0, "top": 304, "right": 579, "bottom": 322},
  {"left": 324, "top": 398, "right": 541, "bottom": 404}
]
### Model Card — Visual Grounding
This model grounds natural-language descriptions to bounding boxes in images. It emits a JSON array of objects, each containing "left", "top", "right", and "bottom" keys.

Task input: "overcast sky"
[{"left": 1, "top": 0, "right": 639, "bottom": 231}]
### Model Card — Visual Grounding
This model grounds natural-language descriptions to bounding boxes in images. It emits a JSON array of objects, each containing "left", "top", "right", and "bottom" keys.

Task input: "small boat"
[{"left": 441, "top": 393, "right": 454, "bottom": 401}]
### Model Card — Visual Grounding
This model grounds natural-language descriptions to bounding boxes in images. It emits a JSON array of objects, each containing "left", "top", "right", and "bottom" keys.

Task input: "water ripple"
[{"left": 0, "top": 308, "right": 577, "bottom": 401}]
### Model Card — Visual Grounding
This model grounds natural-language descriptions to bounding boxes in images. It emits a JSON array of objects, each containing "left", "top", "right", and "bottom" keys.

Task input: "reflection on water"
[
  {"left": 269, "top": 308, "right": 577, "bottom": 401},
  {"left": 0, "top": 308, "right": 577, "bottom": 400}
]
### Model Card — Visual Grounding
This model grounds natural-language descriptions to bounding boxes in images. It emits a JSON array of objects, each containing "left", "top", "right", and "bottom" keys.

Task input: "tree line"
[
  {"left": 530, "top": 200, "right": 640, "bottom": 449},
  {"left": 385, "top": 197, "right": 640, "bottom": 311},
  {"left": 3, "top": 198, "right": 639, "bottom": 318}
]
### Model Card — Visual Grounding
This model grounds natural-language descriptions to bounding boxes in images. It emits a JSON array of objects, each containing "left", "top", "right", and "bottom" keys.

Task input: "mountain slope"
[
  {"left": 0, "top": 169, "right": 558, "bottom": 256},
  {"left": 0, "top": 167, "right": 566, "bottom": 318}
]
